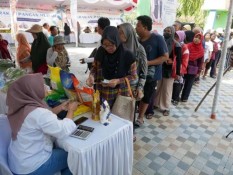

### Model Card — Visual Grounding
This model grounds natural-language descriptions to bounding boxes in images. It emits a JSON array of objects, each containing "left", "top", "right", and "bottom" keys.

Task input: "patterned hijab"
[{"left": 6, "top": 73, "right": 48, "bottom": 140}]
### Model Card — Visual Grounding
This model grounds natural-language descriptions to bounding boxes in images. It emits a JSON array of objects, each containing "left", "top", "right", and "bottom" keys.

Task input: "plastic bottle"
[{"left": 92, "top": 90, "right": 100, "bottom": 121}]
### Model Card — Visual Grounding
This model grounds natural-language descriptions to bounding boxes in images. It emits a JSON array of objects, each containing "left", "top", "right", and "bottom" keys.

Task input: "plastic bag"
[
  {"left": 73, "top": 104, "right": 91, "bottom": 117},
  {"left": 72, "top": 76, "right": 93, "bottom": 107},
  {"left": 49, "top": 66, "right": 65, "bottom": 94}
]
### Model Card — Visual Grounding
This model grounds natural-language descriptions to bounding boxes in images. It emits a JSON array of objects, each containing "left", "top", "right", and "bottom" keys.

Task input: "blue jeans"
[{"left": 26, "top": 148, "right": 72, "bottom": 175}]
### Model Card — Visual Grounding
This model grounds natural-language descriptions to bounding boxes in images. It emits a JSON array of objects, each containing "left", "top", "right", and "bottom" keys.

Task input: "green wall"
[
  {"left": 214, "top": 11, "right": 228, "bottom": 29},
  {"left": 137, "top": 0, "right": 151, "bottom": 16}
]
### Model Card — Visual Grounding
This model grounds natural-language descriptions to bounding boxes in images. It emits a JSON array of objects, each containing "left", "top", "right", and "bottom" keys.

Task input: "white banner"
[
  {"left": 70, "top": 0, "right": 78, "bottom": 46},
  {"left": 150, "top": 0, "right": 178, "bottom": 34}
]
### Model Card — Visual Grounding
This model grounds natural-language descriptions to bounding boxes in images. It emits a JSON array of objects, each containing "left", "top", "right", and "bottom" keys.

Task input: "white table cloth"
[
  {"left": 56, "top": 113, "right": 133, "bottom": 175},
  {"left": 79, "top": 33, "right": 101, "bottom": 44},
  {"left": 0, "top": 91, "right": 7, "bottom": 114}
]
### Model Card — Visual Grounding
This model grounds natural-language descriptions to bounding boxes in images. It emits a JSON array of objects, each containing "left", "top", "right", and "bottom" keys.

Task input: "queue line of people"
[{"left": 1, "top": 15, "right": 226, "bottom": 175}]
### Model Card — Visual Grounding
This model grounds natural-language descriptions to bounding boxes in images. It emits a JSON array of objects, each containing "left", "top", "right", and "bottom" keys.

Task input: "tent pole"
[{"left": 210, "top": 0, "right": 233, "bottom": 119}]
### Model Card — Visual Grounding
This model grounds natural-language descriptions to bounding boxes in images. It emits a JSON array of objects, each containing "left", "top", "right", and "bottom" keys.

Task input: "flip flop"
[
  {"left": 133, "top": 135, "right": 137, "bottom": 142},
  {"left": 145, "top": 113, "right": 153, "bottom": 119},
  {"left": 134, "top": 119, "right": 144, "bottom": 127},
  {"left": 163, "top": 110, "right": 170, "bottom": 116}
]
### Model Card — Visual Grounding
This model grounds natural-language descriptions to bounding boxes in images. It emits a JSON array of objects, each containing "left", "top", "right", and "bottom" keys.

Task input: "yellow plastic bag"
[
  {"left": 73, "top": 104, "right": 91, "bottom": 117},
  {"left": 49, "top": 66, "right": 65, "bottom": 94}
]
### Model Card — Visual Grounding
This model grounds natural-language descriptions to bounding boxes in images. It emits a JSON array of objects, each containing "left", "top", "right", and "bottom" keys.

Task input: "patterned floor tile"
[{"left": 59, "top": 47, "right": 233, "bottom": 175}]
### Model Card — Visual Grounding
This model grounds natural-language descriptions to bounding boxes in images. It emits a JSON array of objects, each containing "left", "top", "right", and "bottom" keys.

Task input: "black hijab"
[
  {"left": 97, "top": 26, "right": 135, "bottom": 80},
  {"left": 31, "top": 32, "right": 51, "bottom": 71},
  {"left": 185, "top": 30, "right": 195, "bottom": 43}
]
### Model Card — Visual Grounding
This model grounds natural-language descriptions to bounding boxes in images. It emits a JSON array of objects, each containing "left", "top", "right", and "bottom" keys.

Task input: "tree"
[{"left": 176, "top": 0, "right": 207, "bottom": 27}]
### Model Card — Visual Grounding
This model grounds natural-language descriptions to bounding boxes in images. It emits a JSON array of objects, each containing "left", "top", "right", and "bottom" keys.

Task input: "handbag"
[
  {"left": 187, "top": 65, "right": 198, "bottom": 75},
  {"left": 111, "top": 78, "right": 135, "bottom": 122}
]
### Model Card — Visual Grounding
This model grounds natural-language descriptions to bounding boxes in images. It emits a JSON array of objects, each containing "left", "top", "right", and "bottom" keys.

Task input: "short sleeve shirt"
[{"left": 140, "top": 33, "right": 168, "bottom": 80}]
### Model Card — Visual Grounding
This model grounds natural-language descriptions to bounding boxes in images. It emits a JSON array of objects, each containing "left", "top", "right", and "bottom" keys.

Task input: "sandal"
[
  {"left": 163, "top": 110, "right": 170, "bottom": 116},
  {"left": 133, "top": 135, "right": 137, "bottom": 142},
  {"left": 145, "top": 113, "right": 153, "bottom": 119},
  {"left": 134, "top": 119, "right": 144, "bottom": 127}
]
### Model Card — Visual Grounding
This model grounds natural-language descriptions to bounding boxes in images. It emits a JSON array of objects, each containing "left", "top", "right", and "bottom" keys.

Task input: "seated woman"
[
  {"left": 86, "top": 26, "right": 137, "bottom": 108},
  {"left": 16, "top": 33, "right": 32, "bottom": 72},
  {"left": 47, "top": 35, "right": 70, "bottom": 72},
  {"left": 6, "top": 73, "right": 77, "bottom": 175}
]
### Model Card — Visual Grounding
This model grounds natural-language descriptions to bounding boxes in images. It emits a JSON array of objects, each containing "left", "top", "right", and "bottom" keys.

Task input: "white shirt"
[
  {"left": 204, "top": 41, "right": 213, "bottom": 61},
  {"left": 8, "top": 108, "right": 76, "bottom": 174}
]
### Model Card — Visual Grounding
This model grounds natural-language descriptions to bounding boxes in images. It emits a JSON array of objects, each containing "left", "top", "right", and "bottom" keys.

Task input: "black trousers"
[
  {"left": 172, "top": 82, "right": 183, "bottom": 102},
  {"left": 181, "top": 74, "right": 196, "bottom": 101}
]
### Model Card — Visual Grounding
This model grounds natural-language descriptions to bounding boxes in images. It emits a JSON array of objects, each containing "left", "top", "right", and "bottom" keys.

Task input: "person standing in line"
[
  {"left": 154, "top": 26, "right": 181, "bottom": 116},
  {"left": 79, "top": 17, "right": 110, "bottom": 66},
  {"left": 173, "top": 20, "right": 182, "bottom": 31},
  {"left": 202, "top": 32, "right": 213, "bottom": 80},
  {"left": 135, "top": 15, "right": 168, "bottom": 126},
  {"left": 86, "top": 26, "right": 137, "bottom": 108},
  {"left": 181, "top": 33, "right": 204, "bottom": 102},
  {"left": 118, "top": 23, "right": 148, "bottom": 142},
  {"left": 64, "top": 23, "right": 71, "bottom": 44},
  {"left": 172, "top": 30, "right": 189, "bottom": 106}
]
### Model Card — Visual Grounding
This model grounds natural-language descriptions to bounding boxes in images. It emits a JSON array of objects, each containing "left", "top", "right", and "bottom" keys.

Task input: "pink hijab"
[{"left": 6, "top": 73, "right": 48, "bottom": 140}]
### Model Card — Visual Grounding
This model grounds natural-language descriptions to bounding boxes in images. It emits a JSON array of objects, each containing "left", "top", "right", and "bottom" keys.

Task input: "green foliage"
[{"left": 176, "top": 0, "right": 206, "bottom": 28}]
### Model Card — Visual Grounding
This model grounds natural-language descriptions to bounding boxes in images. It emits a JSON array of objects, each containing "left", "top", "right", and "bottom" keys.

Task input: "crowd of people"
[{"left": 0, "top": 15, "right": 231, "bottom": 175}]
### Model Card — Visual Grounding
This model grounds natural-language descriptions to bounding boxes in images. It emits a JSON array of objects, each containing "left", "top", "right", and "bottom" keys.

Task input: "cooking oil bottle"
[{"left": 92, "top": 90, "right": 100, "bottom": 121}]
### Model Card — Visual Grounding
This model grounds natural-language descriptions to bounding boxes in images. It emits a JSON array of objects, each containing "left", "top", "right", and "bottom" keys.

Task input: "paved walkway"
[{"left": 14, "top": 45, "right": 233, "bottom": 175}]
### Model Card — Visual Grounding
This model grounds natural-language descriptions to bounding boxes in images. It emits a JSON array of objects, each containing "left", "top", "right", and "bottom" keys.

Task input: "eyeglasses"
[{"left": 102, "top": 44, "right": 115, "bottom": 49}]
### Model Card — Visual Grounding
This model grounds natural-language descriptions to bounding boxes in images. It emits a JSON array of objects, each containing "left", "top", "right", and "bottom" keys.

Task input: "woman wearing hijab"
[
  {"left": 6, "top": 73, "right": 77, "bottom": 175},
  {"left": 154, "top": 26, "right": 181, "bottom": 116},
  {"left": 118, "top": 23, "right": 147, "bottom": 100},
  {"left": 47, "top": 35, "right": 70, "bottom": 72},
  {"left": 0, "top": 34, "right": 12, "bottom": 60},
  {"left": 172, "top": 31, "right": 189, "bottom": 106},
  {"left": 86, "top": 26, "right": 137, "bottom": 108},
  {"left": 21, "top": 24, "right": 51, "bottom": 74},
  {"left": 118, "top": 23, "right": 147, "bottom": 142},
  {"left": 16, "top": 33, "right": 32, "bottom": 72},
  {"left": 181, "top": 33, "right": 204, "bottom": 102},
  {"left": 184, "top": 30, "right": 195, "bottom": 44}
]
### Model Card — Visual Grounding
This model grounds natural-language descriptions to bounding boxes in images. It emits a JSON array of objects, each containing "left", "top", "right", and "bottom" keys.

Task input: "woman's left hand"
[{"left": 106, "top": 79, "right": 120, "bottom": 88}]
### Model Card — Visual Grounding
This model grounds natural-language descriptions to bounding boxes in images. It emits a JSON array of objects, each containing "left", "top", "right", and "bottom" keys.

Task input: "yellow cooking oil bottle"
[{"left": 92, "top": 90, "right": 100, "bottom": 121}]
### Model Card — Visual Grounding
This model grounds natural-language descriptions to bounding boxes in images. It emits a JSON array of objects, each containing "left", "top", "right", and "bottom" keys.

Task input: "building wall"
[{"left": 213, "top": 11, "right": 228, "bottom": 29}]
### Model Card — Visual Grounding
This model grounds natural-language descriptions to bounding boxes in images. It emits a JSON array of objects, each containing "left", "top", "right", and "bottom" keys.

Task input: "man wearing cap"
[
  {"left": 21, "top": 24, "right": 51, "bottom": 74},
  {"left": 46, "top": 35, "right": 70, "bottom": 71}
]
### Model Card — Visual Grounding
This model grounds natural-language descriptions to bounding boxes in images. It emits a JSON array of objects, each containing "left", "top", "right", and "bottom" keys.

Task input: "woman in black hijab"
[
  {"left": 86, "top": 26, "right": 137, "bottom": 108},
  {"left": 22, "top": 24, "right": 51, "bottom": 74}
]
